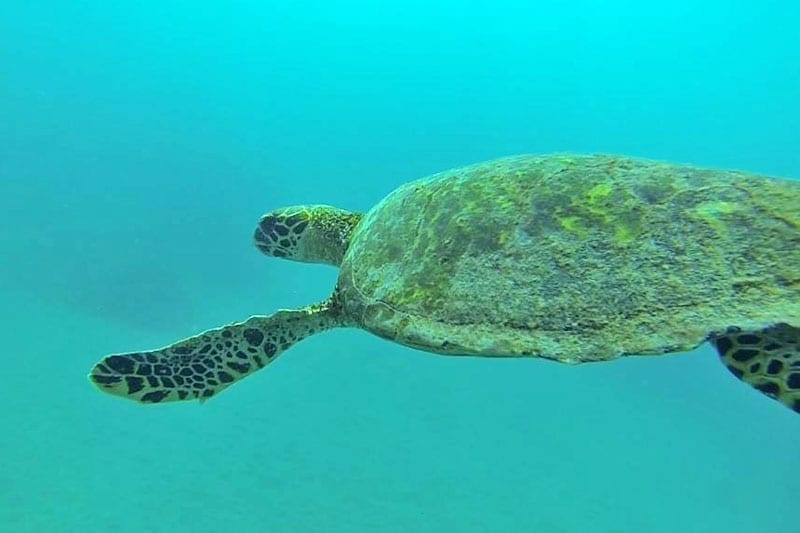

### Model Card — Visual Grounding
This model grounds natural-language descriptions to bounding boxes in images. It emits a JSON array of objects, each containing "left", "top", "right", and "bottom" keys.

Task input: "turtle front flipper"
[
  {"left": 711, "top": 323, "right": 800, "bottom": 414},
  {"left": 89, "top": 300, "right": 342, "bottom": 403}
]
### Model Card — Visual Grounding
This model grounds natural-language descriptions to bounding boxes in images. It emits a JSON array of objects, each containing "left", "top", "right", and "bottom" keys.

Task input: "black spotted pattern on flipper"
[
  {"left": 89, "top": 300, "right": 341, "bottom": 404},
  {"left": 710, "top": 323, "right": 800, "bottom": 415}
]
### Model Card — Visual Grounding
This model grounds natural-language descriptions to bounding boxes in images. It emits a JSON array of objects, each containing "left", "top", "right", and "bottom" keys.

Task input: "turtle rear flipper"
[
  {"left": 89, "top": 300, "right": 341, "bottom": 403},
  {"left": 711, "top": 324, "right": 800, "bottom": 414}
]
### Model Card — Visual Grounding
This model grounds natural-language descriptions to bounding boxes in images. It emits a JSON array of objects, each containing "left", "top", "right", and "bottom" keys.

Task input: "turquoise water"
[{"left": 2, "top": 2, "right": 799, "bottom": 532}]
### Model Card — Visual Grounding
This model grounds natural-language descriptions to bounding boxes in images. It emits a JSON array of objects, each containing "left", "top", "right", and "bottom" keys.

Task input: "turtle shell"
[{"left": 337, "top": 154, "right": 800, "bottom": 363}]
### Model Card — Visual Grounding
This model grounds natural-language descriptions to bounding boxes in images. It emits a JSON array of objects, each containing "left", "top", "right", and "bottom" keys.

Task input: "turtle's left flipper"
[
  {"left": 711, "top": 323, "right": 800, "bottom": 414},
  {"left": 89, "top": 300, "right": 342, "bottom": 404}
]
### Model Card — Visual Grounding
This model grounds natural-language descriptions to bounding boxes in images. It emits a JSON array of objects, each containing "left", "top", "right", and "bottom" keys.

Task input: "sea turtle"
[{"left": 89, "top": 154, "right": 800, "bottom": 414}]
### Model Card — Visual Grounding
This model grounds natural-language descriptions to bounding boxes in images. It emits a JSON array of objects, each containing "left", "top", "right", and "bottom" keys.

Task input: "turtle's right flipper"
[
  {"left": 89, "top": 301, "right": 341, "bottom": 404},
  {"left": 710, "top": 323, "right": 800, "bottom": 414}
]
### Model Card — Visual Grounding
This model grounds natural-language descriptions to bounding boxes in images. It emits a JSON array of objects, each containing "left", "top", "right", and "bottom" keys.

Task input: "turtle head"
[{"left": 254, "top": 205, "right": 362, "bottom": 266}]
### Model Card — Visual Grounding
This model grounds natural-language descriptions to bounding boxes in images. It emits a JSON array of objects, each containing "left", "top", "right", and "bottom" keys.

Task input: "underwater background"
[{"left": 1, "top": 1, "right": 798, "bottom": 532}]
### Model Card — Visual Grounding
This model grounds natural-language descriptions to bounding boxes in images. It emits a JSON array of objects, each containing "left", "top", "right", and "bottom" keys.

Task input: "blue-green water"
[{"left": 1, "top": 2, "right": 798, "bottom": 532}]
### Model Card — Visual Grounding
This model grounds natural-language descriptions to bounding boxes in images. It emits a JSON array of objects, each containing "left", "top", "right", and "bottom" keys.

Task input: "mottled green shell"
[{"left": 337, "top": 154, "right": 800, "bottom": 363}]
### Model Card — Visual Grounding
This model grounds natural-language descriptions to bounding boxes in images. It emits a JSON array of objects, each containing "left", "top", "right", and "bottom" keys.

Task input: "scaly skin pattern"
[
  {"left": 254, "top": 205, "right": 362, "bottom": 266},
  {"left": 338, "top": 154, "right": 800, "bottom": 363}
]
